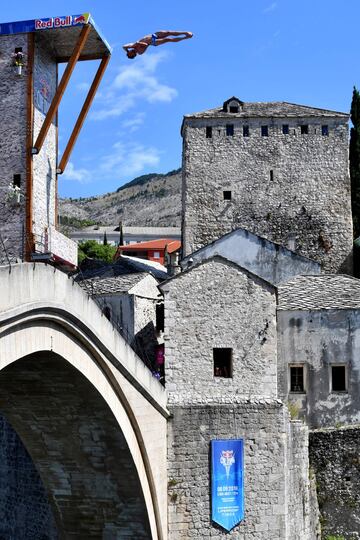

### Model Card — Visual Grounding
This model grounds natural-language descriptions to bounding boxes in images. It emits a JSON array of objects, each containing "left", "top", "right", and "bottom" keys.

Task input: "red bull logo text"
[{"left": 34, "top": 14, "right": 89, "bottom": 30}]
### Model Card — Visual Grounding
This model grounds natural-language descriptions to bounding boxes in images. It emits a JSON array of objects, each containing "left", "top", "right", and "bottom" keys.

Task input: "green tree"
[
  {"left": 350, "top": 86, "right": 360, "bottom": 237},
  {"left": 78, "top": 240, "right": 116, "bottom": 265}
]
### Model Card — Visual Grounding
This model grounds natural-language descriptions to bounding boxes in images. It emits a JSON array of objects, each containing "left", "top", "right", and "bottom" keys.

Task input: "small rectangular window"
[
  {"left": 322, "top": 125, "right": 329, "bottom": 136},
  {"left": 261, "top": 125, "right": 268, "bottom": 137},
  {"left": 270, "top": 170, "right": 274, "bottom": 181},
  {"left": 229, "top": 105, "right": 239, "bottom": 113},
  {"left": 282, "top": 124, "right": 289, "bottom": 135},
  {"left": 226, "top": 124, "right": 234, "bottom": 136},
  {"left": 290, "top": 366, "right": 304, "bottom": 392},
  {"left": 153, "top": 251, "right": 160, "bottom": 259},
  {"left": 331, "top": 365, "right": 347, "bottom": 392},
  {"left": 206, "top": 126, "right": 212, "bottom": 138},
  {"left": 300, "top": 125, "right": 309, "bottom": 135},
  {"left": 243, "top": 125, "right": 249, "bottom": 137},
  {"left": 13, "top": 174, "right": 21, "bottom": 188},
  {"left": 223, "top": 190, "right": 232, "bottom": 201},
  {"left": 213, "top": 348, "right": 232, "bottom": 378}
]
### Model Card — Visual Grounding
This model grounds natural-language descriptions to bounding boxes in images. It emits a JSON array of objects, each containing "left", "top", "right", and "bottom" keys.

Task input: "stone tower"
[
  {"left": 0, "top": 14, "right": 110, "bottom": 268},
  {"left": 181, "top": 96, "right": 353, "bottom": 273}
]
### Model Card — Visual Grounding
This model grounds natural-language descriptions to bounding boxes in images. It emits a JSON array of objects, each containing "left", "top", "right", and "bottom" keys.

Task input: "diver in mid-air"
[{"left": 123, "top": 30, "right": 193, "bottom": 59}]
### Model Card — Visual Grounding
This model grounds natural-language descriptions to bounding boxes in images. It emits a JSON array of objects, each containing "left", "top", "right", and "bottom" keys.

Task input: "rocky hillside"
[{"left": 59, "top": 169, "right": 182, "bottom": 229}]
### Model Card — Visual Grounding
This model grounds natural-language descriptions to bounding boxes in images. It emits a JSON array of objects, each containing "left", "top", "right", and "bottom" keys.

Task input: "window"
[
  {"left": 153, "top": 251, "right": 160, "bottom": 259},
  {"left": 331, "top": 365, "right": 347, "bottom": 392},
  {"left": 213, "top": 348, "right": 232, "bottom": 378},
  {"left": 13, "top": 174, "right": 21, "bottom": 188},
  {"left": 223, "top": 190, "right": 232, "bottom": 201},
  {"left": 206, "top": 126, "right": 212, "bottom": 138},
  {"left": 322, "top": 125, "right": 329, "bottom": 136},
  {"left": 270, "top": 170, "right": 274, "bottom": 181},
  {"left": 229, "top": 105, "right": 239, "bottom": 113},
  {"left": 226, "top": 124, "right": 234, "bottom": 136},
  {"left": 290, "top": 366, "right": 305, "bottom": 392},
  {"left": 243, "top": 125, "right": 249, "bottom": 137},
  {"left": 261, "top": 125, "right": 268, "bottom": 137},
  {"left": 282, "top": 124, "right": 289, "bottom": 135},
  {"left": 300, "top": 125, "right": 309, "bottom": 135}
]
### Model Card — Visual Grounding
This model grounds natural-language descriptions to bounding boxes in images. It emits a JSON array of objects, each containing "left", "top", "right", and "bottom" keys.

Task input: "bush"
[{"left": 78, "top": 240, "right": 117, "bottom": 264}]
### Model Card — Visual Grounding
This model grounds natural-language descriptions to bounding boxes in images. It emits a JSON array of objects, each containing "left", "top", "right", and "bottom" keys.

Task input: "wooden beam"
[
  {"left": 33, "top": 25, "right": 91, "bottom": 154},
  {"left": 25, "top": 32, "right": 35, "bottom": 262},
  {"left": 58, "top": 55, "right": 110, "bottom": 174}
]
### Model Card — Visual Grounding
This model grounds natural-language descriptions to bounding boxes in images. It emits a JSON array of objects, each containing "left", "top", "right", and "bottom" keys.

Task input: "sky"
[{"left": 2, "top": 1, "right": 360, "bottom": 197}]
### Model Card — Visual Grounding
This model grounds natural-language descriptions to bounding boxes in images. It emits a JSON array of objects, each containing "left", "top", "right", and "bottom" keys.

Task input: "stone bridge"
[{"left": 0, "top": 263, "right": 168, "bottom": 539}]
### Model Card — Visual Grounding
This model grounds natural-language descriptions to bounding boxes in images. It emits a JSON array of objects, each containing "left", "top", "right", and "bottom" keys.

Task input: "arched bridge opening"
[{"left": 0, "top": 351, "right": 152, "bottom": 538}]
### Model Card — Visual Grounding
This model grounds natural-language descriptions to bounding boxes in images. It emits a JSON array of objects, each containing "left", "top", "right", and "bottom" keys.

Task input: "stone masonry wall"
[
  {"left": 0, "top": 415, "right": 58, "bottom": 539},
  {"left": 167, "top": 401, "right": 316, "bottom": 539},
  {"left": 32, "top": 33, "right": 57, "bottom": 250},
  {"left": 182, "top": 116, "right": 353, "bottom": 273},
  {"left": 287, "top": 420, "right": 320, "bottom": 539},
  {"left": 161, "top": 256, "right": 277, "bottom": 401},
  {"left": 0, "top": 34, "right": 28, "bottom": 263},
  {"left": 309, "top": 426, "right": 360, "bottom": 539}
]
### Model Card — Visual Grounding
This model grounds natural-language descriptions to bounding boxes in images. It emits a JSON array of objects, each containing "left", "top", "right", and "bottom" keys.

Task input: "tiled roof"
[
  {"left": 184, "top": 99, "right": 348, "bottom": 120},
  {"left": 277, "top": 275, "right": 360, "bottom": 310},
  {"left": 76, "top": 256, "right": 138, "bottom": 280},
  {"left": 117, "top": 239, "right": 181, "bottom": 252},
  {"left": 78, "top": 272, "right": 148, "bottom": 296},
  {"left": 75, "top": 257, "right": 151, "bottom": 295}
]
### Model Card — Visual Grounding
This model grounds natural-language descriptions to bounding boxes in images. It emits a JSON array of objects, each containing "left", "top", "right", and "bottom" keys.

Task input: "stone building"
[
  {"left": 181, "top": 97, "right": 353, "bottom": 273},
  {"left": 160, "top": 254, "right": 318, "bottom": 539},
  {"left": 278, "top": 274, "right": 360, "bottom": 428},
  {"left": 160, "top": 95, "right": 360, "bottom": 539},
  {"left": 76, "top": 256, "right": 164, "bottom": 369}
]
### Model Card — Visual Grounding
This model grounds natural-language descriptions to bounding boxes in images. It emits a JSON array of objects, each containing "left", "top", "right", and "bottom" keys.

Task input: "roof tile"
[
  {"left": 278, "top": 275, "right": 360, "bottom": 310},
  {"left": 184, "top": 100, "right": 348, "bottom": 120}
]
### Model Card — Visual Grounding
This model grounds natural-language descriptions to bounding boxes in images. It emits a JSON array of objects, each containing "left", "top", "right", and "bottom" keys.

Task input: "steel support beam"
[
  {"left": 32, "top": 25, "right": 91, "bottom": 154},
  {"left": 58, "top": 54, "right": 110, "bottom": 174}
]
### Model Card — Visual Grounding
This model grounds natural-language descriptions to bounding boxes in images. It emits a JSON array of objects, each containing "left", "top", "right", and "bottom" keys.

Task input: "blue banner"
[{"left": 211, "top": 439, "right": 244, "bottom": 531}]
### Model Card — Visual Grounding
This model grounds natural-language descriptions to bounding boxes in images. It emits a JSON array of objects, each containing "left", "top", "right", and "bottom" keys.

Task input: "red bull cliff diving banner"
[
  {"left": 0, "top": 14, "right": 91, "bottom": 35},
  {"left": 211, "top": 439, "right": 244, "bottom": 531}
]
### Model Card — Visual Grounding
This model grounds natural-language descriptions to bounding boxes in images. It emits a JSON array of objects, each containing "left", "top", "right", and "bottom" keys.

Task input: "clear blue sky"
[{"left": 2, "top": 1, "right": 360, "bottom": 197}]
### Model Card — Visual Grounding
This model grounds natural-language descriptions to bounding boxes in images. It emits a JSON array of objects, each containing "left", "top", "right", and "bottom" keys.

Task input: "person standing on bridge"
[{"left": 123, "top": 30, "right": 193, "bottom": 59}]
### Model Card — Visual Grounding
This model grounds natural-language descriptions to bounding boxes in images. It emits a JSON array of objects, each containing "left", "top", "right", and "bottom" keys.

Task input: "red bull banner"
[
  {"left": 35, "top": 14, "right": 90, "bottom": 30},
  {"left": 0, "top": 14, "right": 91, "bottom": 35},
  {"left": 211, "top": 439, "right": 244, "bottom": 531}
]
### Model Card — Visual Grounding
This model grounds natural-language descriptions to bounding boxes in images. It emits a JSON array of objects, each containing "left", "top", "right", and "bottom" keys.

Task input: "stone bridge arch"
[{"left": 0, "top": 263, "right": 168, "bottom": 539}]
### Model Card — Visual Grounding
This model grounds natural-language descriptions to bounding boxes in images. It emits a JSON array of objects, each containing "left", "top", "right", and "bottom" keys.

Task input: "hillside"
[{"left": 59, "top": 169, "right": 182, "bottom": 230}]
